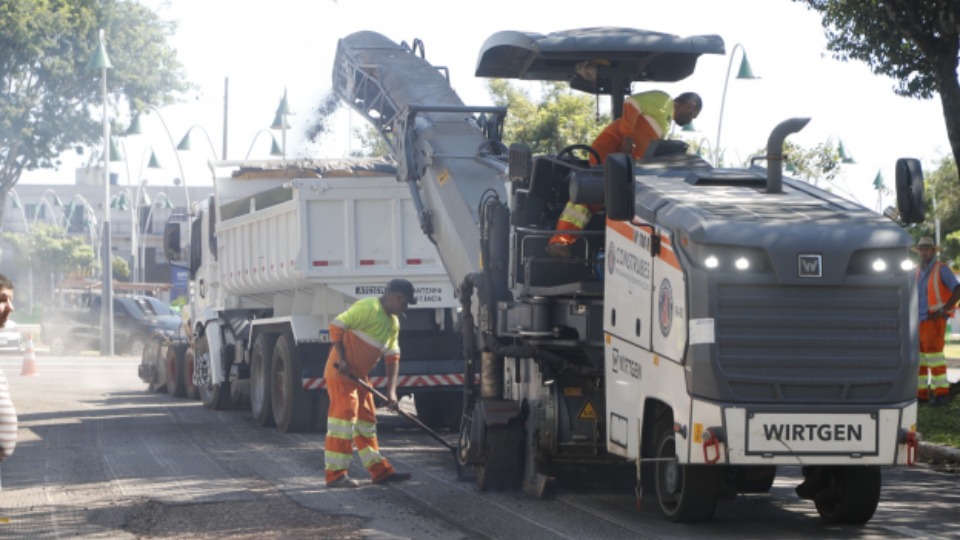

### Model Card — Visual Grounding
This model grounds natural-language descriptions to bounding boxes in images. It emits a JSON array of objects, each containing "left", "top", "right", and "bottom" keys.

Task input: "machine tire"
[
  {"left": 165, "top": 345, "right": 186, "bottom": 398},
  {"left": 127, "top": 337, "right": 147, "bottom": 358},
  {"left": 197, "top": 332, "right": 231, "bottom": 410},
  {"left": 141, "top": 336, "right": 166, "bottom": 393},
  {"left": 183, "top": 347, "right": 199, "bottom": 400},
  {"left": 654, "top": 422, "right": 719, "bottom": 523},
  {"left": 270, "top": 333, "right": 311, "bottom": 433},
  {"left": 414, "top": 391, "right": 462, "bottom": 431},
  {"left": 251, "top": 333, "right": 277, "bottom": 427},
  {"left": 474, "top": 419, "right": 524, "bottom": 491},
  {"left": 813, "top": 466, "right": 881, "bottom": 524}
]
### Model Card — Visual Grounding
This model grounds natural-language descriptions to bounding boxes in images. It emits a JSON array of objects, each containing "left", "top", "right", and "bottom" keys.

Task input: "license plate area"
[{"left": 746, "top": 412, "right": 878, "bottom": 456}]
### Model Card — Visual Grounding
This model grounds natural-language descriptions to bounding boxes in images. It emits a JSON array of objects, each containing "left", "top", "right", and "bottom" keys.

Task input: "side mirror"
[
  {"left": 604, "top": 153, "right": 635, "bottom": 221},
  {"left": 895, "top": 158, "right": 925, "bottom": 224},
  {"left": 164, "top": 222, "right": 181, "bottom": 261}
]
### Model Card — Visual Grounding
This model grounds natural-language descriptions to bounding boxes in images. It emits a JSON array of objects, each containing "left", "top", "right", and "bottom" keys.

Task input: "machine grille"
[{"left": 715, "top": 284, "right": 905, "bottom": 402}]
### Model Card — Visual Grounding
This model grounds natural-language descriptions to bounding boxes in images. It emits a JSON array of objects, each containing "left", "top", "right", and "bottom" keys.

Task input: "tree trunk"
[{"left": 935, "top": 59, "right": 960, "bottom": 188}]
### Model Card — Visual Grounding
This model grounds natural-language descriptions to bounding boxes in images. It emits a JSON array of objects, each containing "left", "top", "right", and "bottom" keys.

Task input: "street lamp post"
[
  {"left": 715, "top": 43, "right": 757, "bottom": 167},
  {"left": 245, "top": 130, "right": 284, "bottom": 159},
  {"left": 271, "top": 89, "right": 292, "bottom": 160},
  {"left": 128, "top": 106, "right": 191, "bottom": 216},
  {"left": 87, "top": 28, "right": 113, "bottom": 356}
]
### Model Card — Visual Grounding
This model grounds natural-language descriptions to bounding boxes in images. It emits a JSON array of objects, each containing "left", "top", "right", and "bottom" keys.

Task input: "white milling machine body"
[{"left": 332, "top": 28, "right": 925, "bottom": 523}]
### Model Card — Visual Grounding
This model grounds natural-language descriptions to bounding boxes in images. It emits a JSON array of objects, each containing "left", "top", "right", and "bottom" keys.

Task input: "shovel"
[{"left": 336, "top": 364, "right": 457, "bottom": 454}]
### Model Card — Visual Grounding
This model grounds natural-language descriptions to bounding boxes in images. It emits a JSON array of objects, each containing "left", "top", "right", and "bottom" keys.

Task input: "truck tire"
[
  {"left": 165, "top": 344, "right": 186, "bottom": 398},
  {"left": 270, "top": 333, "right": 311, "bottom": 433},
  {"left": 654, "top": 421, "right": 720, "bottom": 522},
  {"left": 474, "top": 419, "right": 524, "bottom": 491},
  {"left": 142, "top": 335, "right": 166, "bottom": 393},
  {"left": 813, "top": 466, "right": 881, "bottom": 524},
  {"left": 251, "top": 333, "right": 277, "bottom": 427},
  {"left": 414, "top": 391, "right": 462, "bottom": 431},
  {"left": 183, "top": 347, "right": 199, "bottom": 400},
  {"left": 197, "top": 332, "right": 231, "bottom": 410}
]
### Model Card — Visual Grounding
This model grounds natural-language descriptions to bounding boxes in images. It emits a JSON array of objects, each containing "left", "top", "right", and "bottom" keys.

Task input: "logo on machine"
[
  {"left": 798, "top": 254, "right": 823, "bottom": 278},
  {"left": 607, "top": 241, "right": 616, "bottom": 274},
  {"left": 658, "top": 279, "right": 673, "bottom": 336}
]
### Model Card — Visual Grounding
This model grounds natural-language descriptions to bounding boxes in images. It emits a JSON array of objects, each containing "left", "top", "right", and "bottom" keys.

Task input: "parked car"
[
  {"left": 0, "top": 320, "right": 22, "bottom": 353},
  {"left": 41, "top": 295, "right": 181, "bottom": 356}
]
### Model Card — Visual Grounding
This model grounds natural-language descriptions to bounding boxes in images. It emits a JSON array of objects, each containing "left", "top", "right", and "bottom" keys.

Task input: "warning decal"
[{"left": 578, "top": 400, "right": 598, "bottom": 421}]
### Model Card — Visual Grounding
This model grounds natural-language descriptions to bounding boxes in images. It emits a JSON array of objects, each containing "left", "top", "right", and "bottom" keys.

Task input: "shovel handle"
[{"left": 335, "top": 363, "right": 456, "bottom": 451}]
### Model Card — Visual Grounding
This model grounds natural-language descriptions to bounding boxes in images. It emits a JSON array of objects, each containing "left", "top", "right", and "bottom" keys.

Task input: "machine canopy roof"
[{"left": 476, "top": 27, "right": 725, "bottom": 95}]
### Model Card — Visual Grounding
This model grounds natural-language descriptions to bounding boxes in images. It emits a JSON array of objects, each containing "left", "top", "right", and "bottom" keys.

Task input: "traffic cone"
[{"left": 19, "top": 333, "right": 37, "bottom": 376}]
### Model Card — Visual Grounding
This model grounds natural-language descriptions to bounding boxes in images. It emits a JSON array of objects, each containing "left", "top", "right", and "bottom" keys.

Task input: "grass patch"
[{"left": 917, "top": 390, "right": 960, "bottom": 448}]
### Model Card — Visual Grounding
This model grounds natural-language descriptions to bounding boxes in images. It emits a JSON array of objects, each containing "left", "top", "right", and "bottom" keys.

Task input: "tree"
[
  {"left": 923, "top": 155, "right": 960, "bottom": 266},
  {"left": 795, "top": 1, "right": 960, "bottom": 183},
  {"left": 486, "top": 80, "right": 610, "bottom": 154},
  {"left": 0, "top": 0, "right": 189, "bottom": 223},
  {"left": 2, "top": 223, "right": 96, "bottom": 301}
]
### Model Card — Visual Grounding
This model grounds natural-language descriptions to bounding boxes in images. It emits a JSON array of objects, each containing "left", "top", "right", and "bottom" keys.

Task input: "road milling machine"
[{"left": 332, "top": 28, "right": 925, "bottom": 523}]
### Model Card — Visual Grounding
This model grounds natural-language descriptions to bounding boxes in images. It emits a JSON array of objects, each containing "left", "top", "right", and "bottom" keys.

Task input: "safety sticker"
[{"left": 578, "top": 400, "right": 598, "bottom": 420}]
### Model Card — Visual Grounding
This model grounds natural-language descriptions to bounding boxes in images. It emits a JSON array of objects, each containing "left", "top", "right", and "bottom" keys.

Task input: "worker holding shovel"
[{"left": 323, "top": 279, "right": 417, "bottom": 488}]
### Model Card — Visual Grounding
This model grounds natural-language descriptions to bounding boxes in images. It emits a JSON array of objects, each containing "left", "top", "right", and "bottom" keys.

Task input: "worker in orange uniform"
[
  {"left": 324, "top": 279, "right": 417, "bottom": 488},
  {"left": 546, "top": 91, "right": 702, "bottom": 258},
  {"left": 914, "top": 236, "right": 960, "bottom": 405}
]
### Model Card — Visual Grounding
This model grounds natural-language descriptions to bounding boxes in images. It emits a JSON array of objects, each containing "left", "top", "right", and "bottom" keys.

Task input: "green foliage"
[
  {"left": 486, "top": 80, "right": 609, "bottom": 154},
  {"left": 795, "top": 0, "right": 960, "bottom": 186},
  {"left": 921, "top": 156, "right": 960, "bottom": 265},
  {"left": 0, "top": 0, "right": 190, "bottom": 221},
  {"left": 112, "top": 255, "right": 130, "bottom": 280},
  {"left": 2, "top": 222, "right": 96, "bottom": 278},
  {"left": 350, "top": 125, "right": 391, "bottom": 158}
]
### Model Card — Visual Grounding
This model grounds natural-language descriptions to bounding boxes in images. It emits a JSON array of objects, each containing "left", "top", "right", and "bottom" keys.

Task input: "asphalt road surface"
[{"left": 1, "top": 353, "right": 959, "bottom": 539}]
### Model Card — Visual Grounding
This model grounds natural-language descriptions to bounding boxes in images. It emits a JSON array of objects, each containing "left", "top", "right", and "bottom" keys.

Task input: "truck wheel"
[
  {"left": 734, "top": 465, "right": 777, "bottom": 493},
  {"left": 182, "top": 347, "right": 199, "bottom": 400},
  {"left": 475, "top": 419, "right": 524, "bottom": 491},
  {"left": 414, "top": 391, "right": 462, "bottom": 431},
  {"left": 271, "top": 334, "right": 311, "bottom": 433},
  {"left": 50, "top": 337, "right": 67, "bottom": 357},
  {"left": 142, "top": 336, "right": 166, "bottom": 393},
  {"left": 197, "top": 332, "right": 231, "bottom": 410},
  {"left": 165, "top": 345, "right": 186, "bottom": 398},
  {"left": 813, "top": 466, "right": 881, "bottom": 524},
  {"left": 128, "top": 338, "right": 146, "bottom": 358},
  {"left": 251, "top": 334, "right": 277, "bottom": 427},
  {"left": 654, "top": 422, "right": 719, "bottom": 522}
]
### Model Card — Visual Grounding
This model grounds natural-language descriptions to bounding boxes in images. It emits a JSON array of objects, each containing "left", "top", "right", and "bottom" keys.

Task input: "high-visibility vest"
[{"left": 921, "top": 261, "right": 956, "bottom": 316}]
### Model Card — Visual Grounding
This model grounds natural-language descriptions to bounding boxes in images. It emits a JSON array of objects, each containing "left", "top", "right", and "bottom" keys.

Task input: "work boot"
[
  {"left": 545, "top": 243, "right": 571, "bottom": 258},
  {"left": 327, "top": 475, "right": 360, "bottom": 489},
  {"left": 374, "top": 472, "right": 412, "bottom": 484}
]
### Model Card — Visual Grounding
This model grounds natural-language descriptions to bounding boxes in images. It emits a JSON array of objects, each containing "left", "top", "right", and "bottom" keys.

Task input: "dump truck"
[
  {"left": 140, "top": 158, "right": 464, "bottom": 432},
  {"left": 332, "top": 28, "right": 924, "bottom": 523}
]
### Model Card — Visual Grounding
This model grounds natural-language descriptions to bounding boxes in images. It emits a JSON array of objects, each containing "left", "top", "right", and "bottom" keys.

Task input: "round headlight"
[
  {"left": 735, "top": 257, "right": 750, "bottom": 271},
  {"left": 705, "top": 255, "right": 719, "bottom": 269},
  {"left": 900, "top": 259, "right": 915, "bottom": 272},
  {"left": 871, "top": 259, "right": 887, "bottom": 272}
]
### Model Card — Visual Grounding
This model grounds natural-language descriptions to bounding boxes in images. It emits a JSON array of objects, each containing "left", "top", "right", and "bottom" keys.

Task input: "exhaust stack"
[{"left": 766, "top": 117, "right": 810, "bottom": 194}]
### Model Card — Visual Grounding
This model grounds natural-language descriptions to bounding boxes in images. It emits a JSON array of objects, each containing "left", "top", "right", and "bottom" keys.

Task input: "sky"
[{"left": 21, "top": 0, "right": 952, "bottom": 212}]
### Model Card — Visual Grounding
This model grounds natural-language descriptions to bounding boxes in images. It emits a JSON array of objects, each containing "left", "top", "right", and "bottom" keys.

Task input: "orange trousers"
[
  {"left": 323, "top": 357, "right": 395, "bottom": 484},
  {"left": 918, "top": 318, "right": 950, "bottom": 400}
]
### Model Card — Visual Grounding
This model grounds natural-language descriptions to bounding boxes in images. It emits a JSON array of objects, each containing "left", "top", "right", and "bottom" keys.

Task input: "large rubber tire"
[
  {"left": 813, "top": 466, "right": 882, "bottom": 524},
  {"left": 183, "top": 347, "right": 199, "bottom": 400},
  {"left": 414, "top": 391, "right": 462, "bottom": 431},
  {"left": 250, "top": 333, "right": 277, "bottom": 427},
  {"left": 165, "top": 345, "right": 186, "bottom": 398},
  {"left": 127, "top": 337, "right": 146, "bottom": 358},
  {"left": 654, "top": 424, "right": 720, "bottom": 523},
  {"left": 197, "top": 332, "right": 231, "bottom": 410},
  {"left": 475, "top": 420, "right": 524, "bottom": 491},
  {"left": 270, "top": 333, "right": 311, "bottom": 433},
  {"left": 735, "top": 465, "right": 777, "bottom": 493},
  {"left": 141, "top": 336, "right": 165, "bottom": 393}
]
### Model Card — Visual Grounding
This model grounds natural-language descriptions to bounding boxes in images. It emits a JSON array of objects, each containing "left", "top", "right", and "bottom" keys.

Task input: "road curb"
[{"left": 919, "top": 441, "right": 960, "bottom": 464}]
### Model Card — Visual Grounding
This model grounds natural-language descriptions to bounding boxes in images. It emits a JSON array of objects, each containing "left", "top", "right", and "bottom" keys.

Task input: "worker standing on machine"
[
  {"left": 323, "top": 279, "right": 417, "bottom": 488},
  {"left": 546, "top": 91, "right": 702, "bottom": 258}
]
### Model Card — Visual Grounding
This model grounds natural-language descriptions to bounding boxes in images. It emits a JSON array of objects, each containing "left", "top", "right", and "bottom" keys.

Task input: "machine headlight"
[
  {"left": 846, "top": 248, "right": 913, "bottom": 275},
  {"left": 871, "top": 259, "right": 888, "bottom": 272},
  {"left": 735, "top": 257, "right": 750, "bottom": 271},
  {"left": 900, "top": 259, "right": 915, "bottom": 271},
  {"left": 704, "top": 255, "right": 720, "bottom": 269},
  {"left": 681, "top": 240, "right": 772, "bottom": 273}
]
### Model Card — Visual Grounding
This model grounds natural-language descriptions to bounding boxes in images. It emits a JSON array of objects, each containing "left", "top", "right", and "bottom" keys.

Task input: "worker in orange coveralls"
[
  {"left": 323, "top": 279, "right": 417, "bottom": 488},
  {"left": 914, "top": 236, "right": 960, "bottom": 405},
  {"left": 546, "top": 91, "right": 702, "bottom": 258}
]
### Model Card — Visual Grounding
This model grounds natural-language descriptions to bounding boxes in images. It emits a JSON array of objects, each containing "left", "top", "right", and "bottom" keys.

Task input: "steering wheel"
[{"left": 556, "top": 144, "right": 601, "bottom": 166}]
